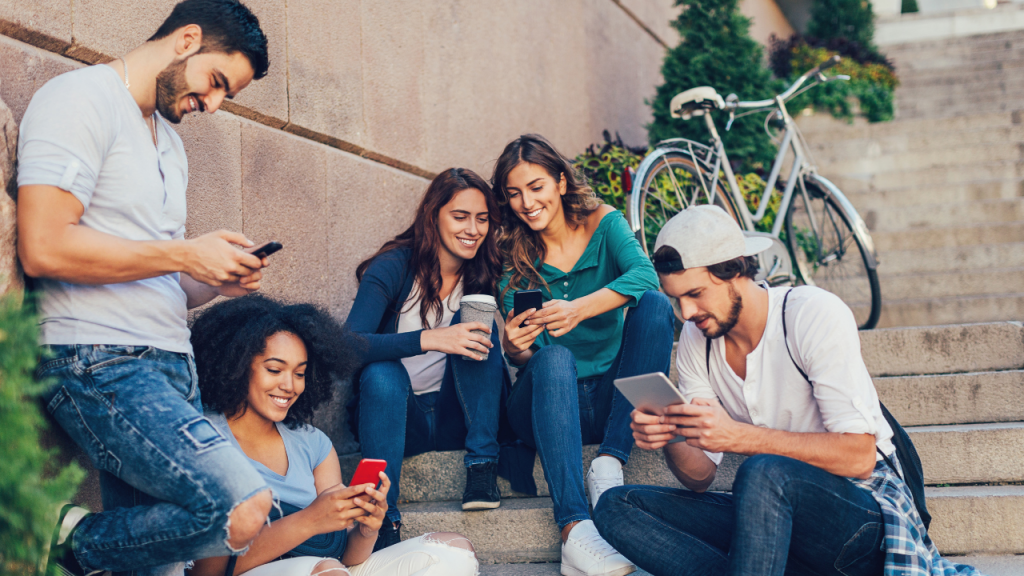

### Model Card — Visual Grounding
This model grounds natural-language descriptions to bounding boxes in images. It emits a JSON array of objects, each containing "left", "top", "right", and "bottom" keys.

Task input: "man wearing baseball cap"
[{"left": 592, "top": 206, "right": 980, "bottom": 575}]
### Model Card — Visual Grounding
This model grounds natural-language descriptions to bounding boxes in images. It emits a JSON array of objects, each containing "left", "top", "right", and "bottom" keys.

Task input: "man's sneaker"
[
  {"left": 586, "top": 456, "right": 623, "bottom": 510},
  {"left": 462, "top": 461, "right": 501, "bottom": 511},
  {"left": 45, "top": 503, "right": 91, "bottom": 576},
  {"left": 560, "top": 520, "right": 635, "bottom": 576},
  {"left": 373, "top": 521, "right": 401, "bottom": 552}
]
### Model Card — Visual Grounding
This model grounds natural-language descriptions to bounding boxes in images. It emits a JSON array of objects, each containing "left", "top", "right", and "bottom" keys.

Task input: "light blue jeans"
[{"left": 38, "top": 345, "right": 268, "bottom": 575}]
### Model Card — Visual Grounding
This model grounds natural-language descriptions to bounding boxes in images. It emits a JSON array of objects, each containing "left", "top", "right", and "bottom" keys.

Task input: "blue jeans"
[
  {"left": 38, "top": 345, "right": 268, "bottom": 575},
  {"left": 506, "top": 290, "right": 674, "bottom": 529},
  {"left": 358, "top": 315, "right": 505, "bottom": 523},
  {"left": 594, "top": 455, "right": 886, "bottom": 576}
]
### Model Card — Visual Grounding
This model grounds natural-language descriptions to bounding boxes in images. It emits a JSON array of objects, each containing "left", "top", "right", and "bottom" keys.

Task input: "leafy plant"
[
  {"left": 902, "top": 0, "right": 919, "bottom": 13},
  {"left": 808, "top": 0, "right": 875, "bottom": 48},
  {"left": 648, "top": 0, "right": 783, "bottom": 172},
  {"left": 575, "top": 131, "right": 648, "bottom": 213},
  {"left": 0, "top": 292, "right": 84, "bottom": 576}
]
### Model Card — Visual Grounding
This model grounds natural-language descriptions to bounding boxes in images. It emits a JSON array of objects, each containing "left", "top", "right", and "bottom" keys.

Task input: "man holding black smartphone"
[{"left": 17, "top": 1, "right": 277, "bottom": 574}]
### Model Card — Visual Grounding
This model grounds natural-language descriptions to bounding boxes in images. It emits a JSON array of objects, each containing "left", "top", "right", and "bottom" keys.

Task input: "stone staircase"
[
  {"left": 340, "top": 322, "right": 1024, "bottom": 573},
  {"left": 799, "top": 27, "right": 1024, "bottom": 329}
]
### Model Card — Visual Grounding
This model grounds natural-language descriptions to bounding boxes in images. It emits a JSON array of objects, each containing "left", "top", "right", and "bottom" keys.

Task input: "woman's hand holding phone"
[
  {"left": 352, "top": 472, "right": 391, "bottom": 537},
  {"left": 502, "top": 307, "right": 544, "bottom": 362},
  {"left": 304, "top": 483, "right": 376, "bottom": 534},
  {"left": 421, "top": 323, "right": 492, "bottom": 361}
]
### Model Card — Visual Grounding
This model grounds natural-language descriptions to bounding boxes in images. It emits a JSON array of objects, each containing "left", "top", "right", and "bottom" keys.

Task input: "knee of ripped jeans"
[
  {"left": 422, "top": 532, "right": 475, "bottom": 553},
  {"left": 225, "top": 488, "right": 274, "bottom": 553},
  {"left": 312, "top": 559, "right": 351, "bottom": 576}
]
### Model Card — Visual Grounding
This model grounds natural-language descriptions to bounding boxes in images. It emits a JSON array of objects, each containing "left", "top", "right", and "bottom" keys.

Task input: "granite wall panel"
[
  {"left": 0, "top": 0, "right": 73, "bottom": 51},
  {"left": 176, "top": 111, "right": 244, "bottom": 237}
]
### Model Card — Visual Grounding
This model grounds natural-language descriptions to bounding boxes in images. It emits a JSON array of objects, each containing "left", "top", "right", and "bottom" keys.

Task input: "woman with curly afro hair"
[{"left": 188, "top": 295, "right": 478, "bottom": 576}]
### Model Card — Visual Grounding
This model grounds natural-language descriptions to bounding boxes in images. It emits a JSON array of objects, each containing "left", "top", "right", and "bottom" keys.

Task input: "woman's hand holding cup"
[{"left": 421, "top": 323, "right": 492, "bottom": 361}]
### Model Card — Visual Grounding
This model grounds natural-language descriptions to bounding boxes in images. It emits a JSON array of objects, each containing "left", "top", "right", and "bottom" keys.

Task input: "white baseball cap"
[{"left": 652, "top": 205, "right": 773, "bottom": 273}]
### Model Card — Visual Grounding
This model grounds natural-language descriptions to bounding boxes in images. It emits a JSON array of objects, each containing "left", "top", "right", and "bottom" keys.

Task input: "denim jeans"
[
  {"left": 37, "top": 345, "right": 269, "bottom": 575},
  {"left": 358, "top": 315, "right": 505, "bottom": 523},
  {"left": 506, "top": 290, "right": 674, "bottom": 529},
  {"left": 594, "top": 454, "right": 886, "bottom": 576}
]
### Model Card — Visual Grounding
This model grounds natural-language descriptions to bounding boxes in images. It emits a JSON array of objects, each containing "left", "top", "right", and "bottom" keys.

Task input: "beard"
[
  {"left": 695, "top": 284, "right": 743, "bottom": 339},
  {"left": 155, "top": 57, "right": 192, "bottom": 124}
]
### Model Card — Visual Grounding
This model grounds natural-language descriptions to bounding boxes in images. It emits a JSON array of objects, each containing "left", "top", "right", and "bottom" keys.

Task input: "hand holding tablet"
[{"left": 614, "top": 372, "right": 689, "bottom": 444}]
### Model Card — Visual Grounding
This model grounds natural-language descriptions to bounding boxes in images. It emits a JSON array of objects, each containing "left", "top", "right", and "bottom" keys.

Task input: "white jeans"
[{"left": 238, "top": 534, "right": 479, "bottom": 576}]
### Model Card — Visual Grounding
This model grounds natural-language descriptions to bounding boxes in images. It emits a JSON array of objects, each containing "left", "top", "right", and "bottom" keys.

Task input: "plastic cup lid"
[{"left": 460, "top": 294, "right": 496, "bottom": 306}]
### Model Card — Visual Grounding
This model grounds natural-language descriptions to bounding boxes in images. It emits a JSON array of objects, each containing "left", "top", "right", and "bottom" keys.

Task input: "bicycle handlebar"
[{"left": 729, "top": 55, "right": 842, "bottom": 110}]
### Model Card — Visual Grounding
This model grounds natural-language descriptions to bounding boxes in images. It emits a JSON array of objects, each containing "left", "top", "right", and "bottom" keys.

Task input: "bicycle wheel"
[
  {"left": 784, "top": 182, "right": 882, "bottom": 329},
  {"left": 632, "top": 152, "right": 742, "bottom": 256}
]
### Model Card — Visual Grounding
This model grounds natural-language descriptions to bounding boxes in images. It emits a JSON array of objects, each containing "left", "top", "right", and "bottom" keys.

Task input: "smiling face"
[
  {"left": 156, "top": 50, "right": 254, "bottom": 123},
  {"left": 505, "top": 161, "right": 567, "bottom": 232},
  {"left": 660, "top": 268, "right": 744, "bottom": 338},
  {"left": 437, "top": 188, "right": 491, "bottom": 264},
  {"left": 245, "top": 331, "right": 308, "bottom": 423}
]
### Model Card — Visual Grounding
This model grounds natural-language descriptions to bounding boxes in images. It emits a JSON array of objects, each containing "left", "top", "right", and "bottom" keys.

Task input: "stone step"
[
  {"left": 864, "top": 199, "right": 1024, "bottom": 231},
  {"left": 859, "top": 321, "right": 1024, "bottom": 377},
  {"left": 876, "top": 242, "right": 1024, "bottom": 275},
  {"left": 479, "top": 556, "right": 1024, "bottom": 576},
  {"left": 897, "top": 101, "right": 1022, "bottom": 122},
  {"left": 871, "top": 293, "right": 1024, "bottom": 329},
  {"left": 796, "top": 111, "right": 1014, "bottom": 141},
  {"left": 848, "top": 180, "right": 1022, "bottom": 211},
  {"left": 909, "top": 422, "right": 1024, "bottom": 485},
  {"left": 822, "top": 160, "right": 1023, "bottom": 195},
  {"left": 817, "top": 142, "right": 1021, "bottom": 179},
  {"left": 925, "top": 485, "right": 1024, "bottom": 555},
  {"left": 809, "top": 125, "right": 1024, "bottom": 161},
  {"left": 871, "top": 221, "right": 1024, "bottom": 252},
  {"left": 897, "top": 76, "right": 1024, "bottom": 102},
  {"left": 876, "top": 267, "right": 1024, "bottom": 301},
  {"left": 877, "top": 370, "right": 1024, "bottom": 426},
  {"left": 396, "top": 486, "right": 1024, "bottom": 561}
]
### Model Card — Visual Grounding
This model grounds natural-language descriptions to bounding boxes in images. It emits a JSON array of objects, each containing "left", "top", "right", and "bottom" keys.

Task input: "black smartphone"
[
  {"left": 513, "top": 289, "right": 543, "bottom": 328},
  {"left": 248, "top": 241, "right": 283, "bottom": 258}
]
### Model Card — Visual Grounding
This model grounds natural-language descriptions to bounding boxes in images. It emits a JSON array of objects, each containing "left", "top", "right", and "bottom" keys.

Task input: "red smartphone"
[{"left": 349, "top": 458, "right": 387, "bottom": 488}]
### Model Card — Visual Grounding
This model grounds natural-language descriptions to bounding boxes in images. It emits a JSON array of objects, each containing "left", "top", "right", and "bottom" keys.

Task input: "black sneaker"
[
  {"left": 462, "top": 461, "right": 500, "bottom": 511},
  {"left": 373, "top": 521, "right": 401, "bottom": 552},
  {"left": 45, "top": 503, "right": 91, "bottom": 576}
]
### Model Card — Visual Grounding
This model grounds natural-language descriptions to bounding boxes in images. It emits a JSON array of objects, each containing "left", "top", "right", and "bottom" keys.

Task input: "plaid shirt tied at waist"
[{"left": 849, "top": 454, "right": 984, "bottom": 576}]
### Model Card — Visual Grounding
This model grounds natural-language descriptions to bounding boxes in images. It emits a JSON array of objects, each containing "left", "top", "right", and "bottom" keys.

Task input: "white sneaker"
[
  {"left": 560, "top": 520, "right": 636, "bottom": 576},
  {"left": 586, "top": 456, "right": 623, "bottom": 509}
]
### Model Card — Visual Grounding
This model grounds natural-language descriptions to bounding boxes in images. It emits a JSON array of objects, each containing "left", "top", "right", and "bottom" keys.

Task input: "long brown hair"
[
  {"left": 491, "top": 134, "right": 600, "bottom": 313},
  {"left": 356, "top": 168, "right": 502, "bottom": 327}
]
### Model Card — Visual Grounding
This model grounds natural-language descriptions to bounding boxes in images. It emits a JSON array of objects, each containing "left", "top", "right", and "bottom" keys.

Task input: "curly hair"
[{"left": 190, "top": 294, "right": 363, "bottom": 428}]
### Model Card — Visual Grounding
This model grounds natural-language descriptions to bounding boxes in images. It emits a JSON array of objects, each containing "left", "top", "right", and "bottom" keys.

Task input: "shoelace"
[
  {"left": 572, "top": 531, "right": 619, "bottom": 560},
  {"left": 468, "top": 464, "right": 493, "bottom": 493},
  {"left": 589, "top": 470, "right": 621, "bottom": 494}
]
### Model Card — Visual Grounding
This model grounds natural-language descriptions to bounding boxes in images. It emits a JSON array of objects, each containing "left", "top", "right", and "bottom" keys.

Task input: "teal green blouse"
[{"left": 499, "top": 210, "right": 659, "bottom": 380}]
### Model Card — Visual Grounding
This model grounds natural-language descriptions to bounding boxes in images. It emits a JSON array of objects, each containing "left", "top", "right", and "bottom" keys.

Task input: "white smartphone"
[{"left": 614, "top": 372, "right": 689, "bottom": 444}]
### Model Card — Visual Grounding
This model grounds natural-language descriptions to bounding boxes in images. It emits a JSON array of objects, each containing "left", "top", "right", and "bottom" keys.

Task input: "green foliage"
[
  {"left": 808, "top": 0, "right": 875, "bottom": 47},
  {"left": 574, "top": 132, "right": 648, "bottom": 214},
  {"left": 902, "top": 0, "right": 919, "bottom": 13},
  {"left": 0, "top": 293, "right": 84, "bottom": 576},
  {"left": 784, "top": 43, "right": 897, "bottom": 122},
  {"left": 648, "top": 0, "right": 783, "bottom": 171}
]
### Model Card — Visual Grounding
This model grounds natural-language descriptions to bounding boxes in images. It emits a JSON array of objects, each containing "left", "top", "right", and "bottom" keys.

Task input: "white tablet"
[{"left": 614, "top": 372, "right": 689, "bottom": 444}]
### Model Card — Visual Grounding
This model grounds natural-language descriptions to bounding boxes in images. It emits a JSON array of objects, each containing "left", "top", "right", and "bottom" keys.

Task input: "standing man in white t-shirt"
[
  {"left": 593, "top": 206, "right": 974, "bottom": 575},
  {"left": 17, "top": 1, "right": 276, "bottom": 574}
]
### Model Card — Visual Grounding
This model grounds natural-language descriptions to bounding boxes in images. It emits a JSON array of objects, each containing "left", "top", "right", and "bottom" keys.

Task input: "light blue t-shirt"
[
  {"left": 17, "top": 65, "right": 192, "bottom": 353},
  {"left": 206, "top": 412, "right": 334, "bottom": 508}
]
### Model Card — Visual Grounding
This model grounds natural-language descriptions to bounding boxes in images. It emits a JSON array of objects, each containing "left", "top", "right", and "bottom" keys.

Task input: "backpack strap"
[
  {"left": 705, "top": 335, "right": 712, "bottom": 377},
  {"left": 782, "top": 288, "right": 810, "bottom": 384}
]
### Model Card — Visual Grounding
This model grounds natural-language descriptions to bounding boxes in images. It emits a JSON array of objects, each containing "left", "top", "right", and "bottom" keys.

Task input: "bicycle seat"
[{"left": 670, "top": 86, "right": 725, "bottom": 120}]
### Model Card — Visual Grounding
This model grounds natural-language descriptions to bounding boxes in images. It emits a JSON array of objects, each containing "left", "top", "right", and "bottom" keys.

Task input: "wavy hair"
[
  {"left": 491, "top": 134, "right": 600, "bottom": 313},
  {"left": 355, "top": 168, "right": 502, "bottom": 327},
  {"left": 190, "top": 294, "right": 362, "bottom": 429}
]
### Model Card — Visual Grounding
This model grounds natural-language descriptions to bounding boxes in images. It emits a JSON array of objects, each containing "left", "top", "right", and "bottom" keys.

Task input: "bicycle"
[{"left": 626, "top": 55, "right": 882, "bottom": 330}]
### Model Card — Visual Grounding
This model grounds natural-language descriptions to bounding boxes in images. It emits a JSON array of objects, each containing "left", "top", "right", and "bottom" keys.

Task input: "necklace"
[{"left": 119, "top": 56, "right": 157, "bottom": 144}]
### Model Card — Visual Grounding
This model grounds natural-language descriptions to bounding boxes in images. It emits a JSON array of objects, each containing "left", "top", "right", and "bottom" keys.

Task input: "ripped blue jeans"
[{"left": 38, "top": 345, "right": 269, "bottom": 575}]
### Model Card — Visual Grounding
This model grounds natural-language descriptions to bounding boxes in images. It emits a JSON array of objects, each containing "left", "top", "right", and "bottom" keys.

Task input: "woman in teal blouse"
[{"left": 493, "top": 134, "right": 674, "bottom": 576}]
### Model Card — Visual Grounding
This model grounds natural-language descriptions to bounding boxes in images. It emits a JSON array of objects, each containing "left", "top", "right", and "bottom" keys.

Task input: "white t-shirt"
[
  {"left": 397, "top": 282, "right": 463, "bottom": 395},
  {"left": 17, "top": 65, "right": 191, "bottom": 353},
  {"left": 675, "top": 285, "right": 895, "bottom": 466}
]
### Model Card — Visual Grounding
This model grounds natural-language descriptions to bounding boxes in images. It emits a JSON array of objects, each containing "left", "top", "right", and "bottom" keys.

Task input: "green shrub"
[
  {"left": 808, "top": 0, "right": 875, "bottom": 47},
  {"left": 574, "top": 132, "right": 648, "bottom": 214},
  {"left": 648, "top": 0, "right": 783, "bottom": 172},
  {"left": 0, "top": 292, "right": 84, "bottom": 576},
  {"left": 902, "top": 0, "right": 919, "bottom": 13}
]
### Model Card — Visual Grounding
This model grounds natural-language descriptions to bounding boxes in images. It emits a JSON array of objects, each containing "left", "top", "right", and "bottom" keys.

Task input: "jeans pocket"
[
  {"left": 835, "top": 521, "right": 885, "bottom": 576},
  {"left": 84, "top": 346, "right": 154, "bottom": 374},
  {"left": 48, "top": 386, "right": 123, "bottom": 476}
]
